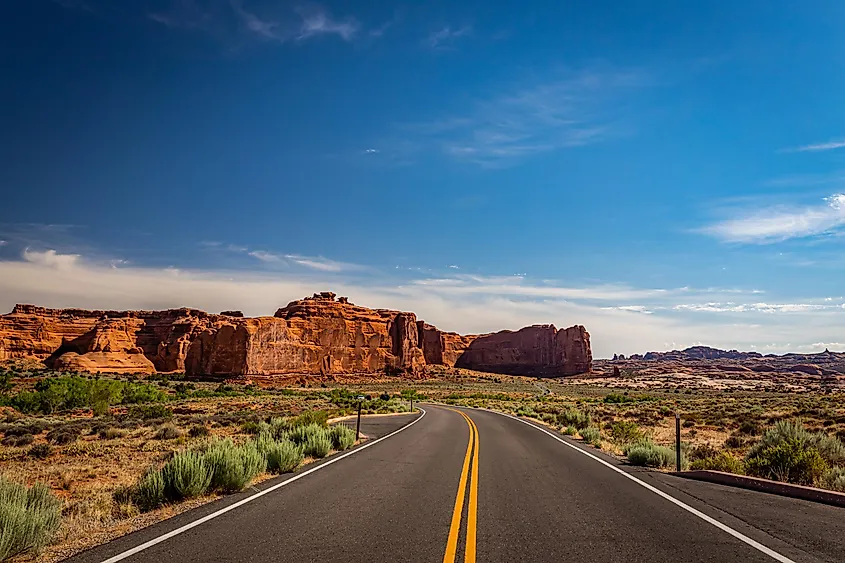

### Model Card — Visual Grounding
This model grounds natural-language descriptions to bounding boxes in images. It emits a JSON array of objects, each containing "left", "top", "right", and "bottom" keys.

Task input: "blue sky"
[{"left": 2, "top": 0, "right": 845, "bottom": 357}]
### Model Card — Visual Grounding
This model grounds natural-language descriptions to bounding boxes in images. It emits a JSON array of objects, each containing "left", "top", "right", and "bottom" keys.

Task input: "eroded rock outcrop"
[
  {"left": 454, "top": 324, "right": 592, "bottom": 376},
  {"left": 0, "top": 295, "right": 593, "bottom": 377}
]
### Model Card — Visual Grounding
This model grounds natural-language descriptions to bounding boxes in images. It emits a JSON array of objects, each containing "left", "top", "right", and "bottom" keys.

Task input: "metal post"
[
  {"left": 675, "top": 413, "right": 682, "bottom": 472},
  {"left": 410, "top": 397, "right": 413, "bottom": 412},
  {"left": 356, "top": 400, "right": 362, "bottom": 441}
]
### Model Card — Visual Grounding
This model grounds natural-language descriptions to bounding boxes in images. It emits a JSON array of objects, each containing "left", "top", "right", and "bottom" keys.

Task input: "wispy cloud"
[
  {"left": 145, "top": 1, "right": 361, "bottom": 43},
  {"left": 673, "top": 302, "right": 837, "bottom": 313},
  {"left": 425, "top": 25, "right": 472, "bottom": 49},
  {"left": 407, "top": 68, "right": 647, "bottom": 166},
  {"left": 700, "top": 193, "right": 845, "bottom": 243},
  {"left": 247, "top": 250, "right": 284, "bottom": 263},
  {"left": 789, "top": 139, "right": 845, "bottom": 152},
  {"left": 296, "top": 6, "right": 359, "bottom": 41},
  {"left": 228, "top": 245, "right": 361, "bottom": 272},
  {"left": 284, "top": 254, "right": 358, "bottom": 272}
]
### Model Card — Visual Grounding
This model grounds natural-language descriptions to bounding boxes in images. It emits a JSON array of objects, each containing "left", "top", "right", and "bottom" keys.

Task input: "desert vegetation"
[
  {"left": 0, "top": 365, "right": 412, "bottom": 562},
  {"left": 422, "top": 368, "right": 845, "bottom": 490}
]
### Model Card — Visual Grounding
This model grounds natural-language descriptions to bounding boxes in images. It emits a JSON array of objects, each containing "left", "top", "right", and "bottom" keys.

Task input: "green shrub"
[
  {"left": 688, "top": 443, "right": 719, "bottom": 461},
  {"left": 690, "top": 452, "right": 745, "bottom": 474},
  {"left": 288, "top": 410, "right": 329, "bottom": 428},
  {"left": 515, "top": 405, "right": 537, "bottom": 418},
  {"left": 626, "top": 443, "right": 677, "bottom": 468},
  {"left": 9, "top": 377, "right": 167, "bottom": 415},
  {"left": 0, "top": 476, "right": 61, "bottom": 560},
  {"left": 603, "top": 393, "right": 636, "bottom": 404},
  {"left": 562, "top": 426, "right": 577, "bottom": 436},
  {"left": 265, "top": 440, "right": 304, "bottom": 474},
  {"left": 267, "top": 417, "right": 288, "bottom": 440},
  {"left": 329, "top": 424, "right": 355, "bottom": 451},
  {"left": 161, "top": 451, "right": 212, "bottom": 501},
  {"left": 240, "top": 421, "right": 262, "bottom": 435},
  {"left": 286, "top": 423, "right": 327, "bottom": 446},
  {"left": 154, "top": 423, "right": 184, "bottom": 440},
  {"left": 810, "top": 432, "right": 845, "bottom": 465},
  {"left": 202, "top": 439, "right": 265, "bottom": 493},
  {"left": 607, "top": 420, "right": 645, "bottom": 445},
  {"left": 302, "top": 427, "right": 332, "bottom": 458},
  {"left": 579, "top": 427, "right": 602, "bottom": 447},
  {"left": 744, "top": 420, "right": 843, "bottom": 485},
  {"left": 126, "top": 404, "right": 173, "bottom": 421},
  {"left": 745, "top": 439, "right": 828, "bottom": 485},
  {"left": 133, "top": 469, "right": 165, "bottom": 512},
  {"left": 557, "top": 408, "right": 591, "bottom": 430},
  {"left": 27, "top": 444, "right": 52, "bottom": 460},
  {"left": 819, "top": 467, "right": 845, "bottom": 492}
]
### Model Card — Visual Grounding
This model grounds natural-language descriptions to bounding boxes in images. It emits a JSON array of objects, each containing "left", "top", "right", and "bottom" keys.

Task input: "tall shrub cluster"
[
  {"left": 744, "top": 420, "right": 845, "bottom": 487},
  {"left": 124, "top": 412, "right": 357, "bottom": 512},
  {"left": 0, "top": 476, "right": 61, "bottom": 561}
]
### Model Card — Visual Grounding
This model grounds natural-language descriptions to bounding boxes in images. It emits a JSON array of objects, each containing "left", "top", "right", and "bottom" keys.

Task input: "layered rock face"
[
  {"left": 0, "top": 293, "right": 593, "bottom": 377},
  {"left": 185, "top": 293, "right": 426, "bottom": 377},
  {"left": 454, "top": 324, "right": 592, "bottom": 377},
  {"left": 0, "top": 305, "right": 211, "bottom": 373}
]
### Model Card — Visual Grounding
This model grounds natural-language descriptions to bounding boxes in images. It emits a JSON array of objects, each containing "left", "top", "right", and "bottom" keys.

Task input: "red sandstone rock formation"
[
  {"left": 0, "top": 295, "right": 593, "bottom": 378},
  {"left": 416, "top": 322, "right": 476, "bottom": 367},
  {"left": 454, "top": 324, "right": 592, "bottom": 376}
]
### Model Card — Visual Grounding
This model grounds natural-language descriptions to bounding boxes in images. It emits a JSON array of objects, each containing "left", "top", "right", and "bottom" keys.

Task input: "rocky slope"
[{"left": 0, "top": 293, "right": 592, "bottom": 378}]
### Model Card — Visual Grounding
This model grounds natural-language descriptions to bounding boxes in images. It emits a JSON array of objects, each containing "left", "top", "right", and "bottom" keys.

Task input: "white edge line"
[
  {"left": 99, "top": 409, "right": 427, "bottom": 563},
  {"left": 480, "top": 408, "right": 796, "bottom": 563}
]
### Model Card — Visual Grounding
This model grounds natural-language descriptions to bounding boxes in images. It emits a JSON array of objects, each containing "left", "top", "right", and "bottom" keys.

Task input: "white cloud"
[
  {"left": 790, "top": 139, "right": 845, "bottom": 152},
  {"left": 22, "top": 249, "right": 80, "bottom": 270},
  {"left": 602, "top": 305, "right": 653, "bottom": 314},
  {"left": 426, "top": 25, "right": 472, "bottom": 49},
  {"left": 297, "top": 7, "right": 359, "bottom": 41},
  {"left": 0, "top": 240, "right": 6, "bottom": 246},
  {"left": 674, "top": 302, "right": 832, "bottom": 313},
  {"left": 701, "top": 193, "right": 845, "bottom": 243},
  {"left": 1, "top": 252, "right": 844, "bottom": 358},
  {"left": 364, "top": 148, "right": 380, "bottom": 154},
  {"left": 409, "top": 68, "right": 646, "bottom": 166},
  {"left": 283, "top": 254, "right": 356, "bottom": 272},
  {"left": 247, "top": 250, "right": 284, "bottom": 263}
]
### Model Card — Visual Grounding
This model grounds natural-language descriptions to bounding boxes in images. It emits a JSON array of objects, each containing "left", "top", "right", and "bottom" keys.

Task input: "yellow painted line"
[
  {"left": 463, "top": 412, "right": 479, "bottom": 563},
  {"left": 442, "top": 409, "right": 474, "bottom": 563},
  {"left": 442, "top": 408, "right": 480, "bottom": 563}
]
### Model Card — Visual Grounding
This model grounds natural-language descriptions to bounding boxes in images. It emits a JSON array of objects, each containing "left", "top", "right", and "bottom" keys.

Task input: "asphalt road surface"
[{"left": 67, "top": 405, "right": 845, "bottom": 563}]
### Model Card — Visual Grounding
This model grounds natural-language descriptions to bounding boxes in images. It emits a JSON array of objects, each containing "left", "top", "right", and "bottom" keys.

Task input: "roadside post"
[
  {"left": 675, "top": 412, "right": 682, "bottom": 472},
  {"left": 356, "top": 395, "right": 364, "bottom": 441}
]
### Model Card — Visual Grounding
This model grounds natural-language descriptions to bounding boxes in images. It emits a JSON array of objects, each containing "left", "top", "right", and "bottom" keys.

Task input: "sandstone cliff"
[
  {"left": 454, "top": 324, "right": 592, "bottom": 377},
  {"left": 0, "top": 293, "right": 593, "bottom": 377}
]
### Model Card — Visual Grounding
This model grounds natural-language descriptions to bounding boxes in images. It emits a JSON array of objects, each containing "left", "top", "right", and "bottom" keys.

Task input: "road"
[{"left": 67, "top": 405, "right": 845, "bottom": 563}]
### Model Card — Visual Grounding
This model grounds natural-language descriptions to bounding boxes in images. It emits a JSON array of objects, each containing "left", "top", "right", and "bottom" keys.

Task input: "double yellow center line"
[{"left": 443, "top": 409, "right": 479, "bottom": 563}]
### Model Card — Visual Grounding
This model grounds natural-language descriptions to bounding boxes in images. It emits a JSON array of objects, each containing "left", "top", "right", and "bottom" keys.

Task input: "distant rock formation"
[
  {"left": 454, "top": 324, "right": 592, "bottom": 377},
  {"left": 612, "top": 345, "right": 845, "bottom": 377},
  {"left": 641, "top": 346, "right": 763, "bottom": 361},
  {"left": 0, "top": 295, "right": 593, "bottom": 378}
]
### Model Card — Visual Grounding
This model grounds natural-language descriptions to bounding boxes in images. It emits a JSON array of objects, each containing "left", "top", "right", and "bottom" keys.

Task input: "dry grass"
[{"left": 2, "top": 365, "right": 844, "bottom": 561}]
